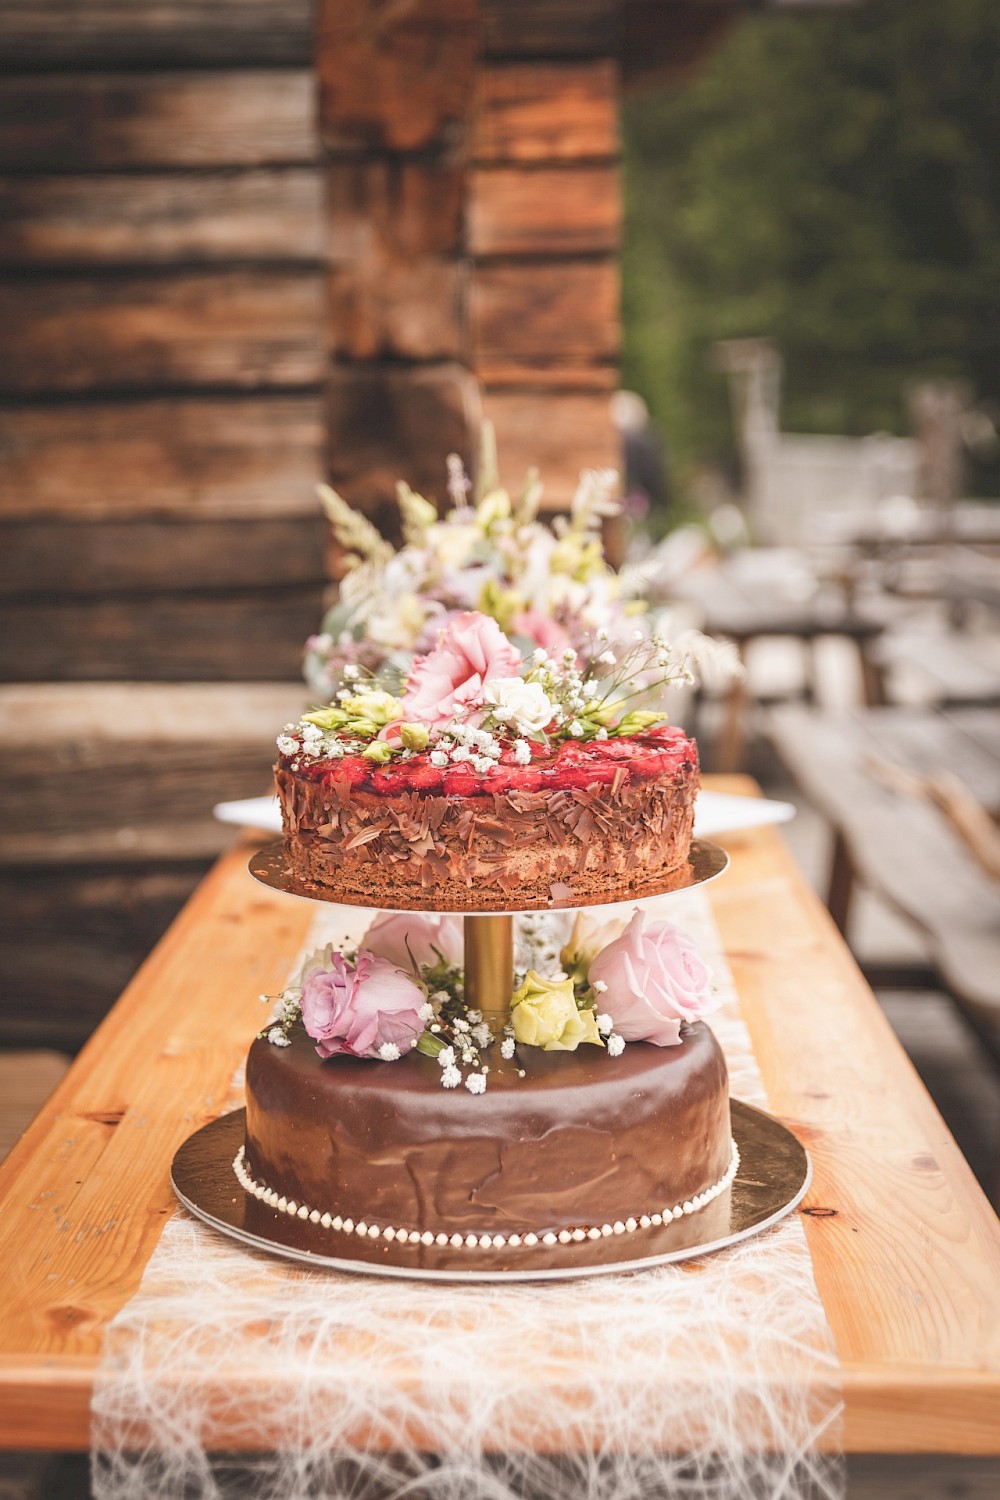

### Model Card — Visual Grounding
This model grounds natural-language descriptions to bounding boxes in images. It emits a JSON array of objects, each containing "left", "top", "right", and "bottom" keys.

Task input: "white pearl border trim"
[{"left": 232, "top": 1139, "right": 740, "bottom": 1253}]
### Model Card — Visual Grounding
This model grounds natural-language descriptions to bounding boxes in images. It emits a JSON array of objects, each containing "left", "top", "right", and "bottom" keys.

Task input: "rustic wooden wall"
[
  {"left": 0, "top": 2, "right": 325, "bottom": 1048},
  {"left": 316, "top": 0, "right": 622, "bottom": 522},
  {"left": 0, "top": 0, "right": 735, "bottom": 1051}
]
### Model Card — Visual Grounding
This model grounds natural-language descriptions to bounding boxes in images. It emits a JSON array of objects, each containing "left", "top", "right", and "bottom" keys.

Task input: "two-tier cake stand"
[{"left": 172, "top": 837, "right": 811, "bottom": 1282}]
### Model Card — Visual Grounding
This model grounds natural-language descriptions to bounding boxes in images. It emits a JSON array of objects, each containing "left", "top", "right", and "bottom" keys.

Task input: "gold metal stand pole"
[{"left": 463, "top": 914, "right": 514, "bottom": 1027}]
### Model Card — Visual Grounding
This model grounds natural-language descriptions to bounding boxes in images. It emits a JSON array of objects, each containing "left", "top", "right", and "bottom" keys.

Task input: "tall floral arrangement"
[{"left": 303, "top": 428, "right": 645, "bottom": 698}]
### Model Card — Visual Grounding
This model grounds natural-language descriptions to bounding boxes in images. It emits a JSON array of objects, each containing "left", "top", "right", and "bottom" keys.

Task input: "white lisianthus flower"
[{"left": 484, "top": 677, "right": 554, "bottom": 735}]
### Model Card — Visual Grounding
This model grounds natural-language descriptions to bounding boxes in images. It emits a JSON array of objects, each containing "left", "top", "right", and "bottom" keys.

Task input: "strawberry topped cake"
[{"left": 275, "top": 610, "right": 701, "bottom": 911}]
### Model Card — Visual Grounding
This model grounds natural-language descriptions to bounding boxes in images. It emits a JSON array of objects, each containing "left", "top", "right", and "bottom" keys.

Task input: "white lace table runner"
[{"left": 92, "top": 891, "right": 843, "bottom": 1500}]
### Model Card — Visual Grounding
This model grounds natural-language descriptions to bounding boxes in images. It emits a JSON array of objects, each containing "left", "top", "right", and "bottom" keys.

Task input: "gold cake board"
[{"left": 171, "top": 1100, "right": 810, "bottom": 1283}]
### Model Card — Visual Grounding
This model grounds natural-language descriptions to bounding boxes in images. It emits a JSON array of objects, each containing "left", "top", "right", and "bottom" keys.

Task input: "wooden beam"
[
  {"left": 0, "top": 270, "right": 325, "bottom": 394},
  {"left": 471, "top": 260, "right": 619, "bottom": 373},
  {"left": 0, "top": 682, "right": 304, "bottom": 866},
  {"left": 480, "top": 0, "right": 617, "bottom": 59},
  {"left": 316, "top": 0, "right": 478, "bottom": 153},
  {"left": 0, "top": 396, "right": 325, "bottom": 520},
  {"left": 327, "top": 157, "right": 465, "bottom": 360},
  {"left": 0, "top": 71, "right": 317, "bottom": 172},
  {"left": 0, "top": 517, "right": 327, "bottom": 595},
  {"left": 469, "top": 166, "right": 620, "bottom": 256},
  {"left": 0, "top": 0, "right": 313, "bottom": 68},
  {"left": 0, "top": 588, "right": 324, "bottom": 682},
  {"left": 472, "top": 61, "right": 618, "bottom": 164},
  {"left": 482, "top": 389, "right": 618, "bottom": 509},
  {"left": 327, "top": 361, "right": 481, "bottom": 523},
  {"left": 0, "top": 171, "right": 324, "bottom": 266},
  {"left": 0, "top": 863, "right": 209, "bottom": 1051}
]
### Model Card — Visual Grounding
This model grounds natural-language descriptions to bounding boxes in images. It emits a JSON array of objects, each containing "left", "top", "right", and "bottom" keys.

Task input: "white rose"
[{"left": 484, "top": 677, "right": 554, "bottom": 734}]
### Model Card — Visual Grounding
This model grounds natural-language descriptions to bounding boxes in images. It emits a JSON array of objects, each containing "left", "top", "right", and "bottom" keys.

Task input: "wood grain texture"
[
  {"left": 0, "top": 516, "right": 327, "bottom": 596},
  {"left": 469, "top": 166, "right": 620, "bottom": 257},
  {"left": 1, "top": 782, "right": 998, "bottom": 1451},
  {"left": 472, "top": 61, "right": 618, "bottom": 164},
  {"left": 708, "top": 797, "right": 1000, "bottom": 1455},
  {"left": 471, "top": 260, "right": 619, "bottom": 373},
  {"left": 0, "top": 587, "right": 323, "bottom": 682},
  {"left": 327, "top": 360, "right": 481, "bottom": 523},
  {"left": 482, "top": 389, "right": 618, "bottom": 509},
  {"left": 0, "top": 682, "right": 305, "bottom": 865},
  {"left": 329, "top": 259, "right": 464, "bottom": 361},
  {"left": 0, "top": 395, "right": 325, "bottom": 521},
  {"left": 0, "top": 171, "right": 324, "bottom": 266},
  {"left": 480, "top": 0, "right": 616, "bottom": 59},
  {"left": 316, "top": 0, "right": 477, "bottom": 153},
  {"left": 0, "top": 865, "right": 208, "bottom": 1050},
  {"left": 327, "top": 157, "right": 464, "bottom": 259},
  {"left": 0, "top": 71, "right": 317, "bottom": 172},
  {"left": 0, "top": 270, "right": 325, "bottom": 394},
  {"left": 0, "top": 0, "right": 312, "bottom": 68},
  {"left": 0, "top": 1053, "right": 69, "bottom": 1160}
]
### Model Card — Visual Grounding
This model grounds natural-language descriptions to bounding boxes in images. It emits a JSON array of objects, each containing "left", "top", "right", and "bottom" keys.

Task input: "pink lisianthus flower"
[
  {"left": 511, "top": 610, "right": 573, "bottom": 659},
  {"left": 361, "top": 911, "right": 463, "bottom": 974},
  {"left": 587, "top": 912, "right": 718, "bottom": 1047},
  {"left": 299, "top": 950, "right": 427, "bottom": 1060},
  {"left": 401, "top": 611, "right": 522, "bottom": 728}
]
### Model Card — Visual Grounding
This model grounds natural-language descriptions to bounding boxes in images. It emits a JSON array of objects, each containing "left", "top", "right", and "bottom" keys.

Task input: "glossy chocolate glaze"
[{"left": 244, "top": 1022, "right": 731, "bottom": 1238}]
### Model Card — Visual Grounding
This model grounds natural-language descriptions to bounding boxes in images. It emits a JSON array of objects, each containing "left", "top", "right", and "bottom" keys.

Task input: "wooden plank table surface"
[{"left": 1, "top": 775, "right": 999, "bottom": 1454}]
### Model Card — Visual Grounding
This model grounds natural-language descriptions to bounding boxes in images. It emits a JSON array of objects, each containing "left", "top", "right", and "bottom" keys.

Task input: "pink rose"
[
  {"left": 361, "top": 911, "right": 464, "bottom": 974},
  {"left": 299, "top": 950, "right": 427, "bottom": 1060},
  {"left": 401, "top": 611, "right": 522, "bottom": 727},
  {"left": 588, "top": 912, "right": 718, "bottom": 1047},
  {"left": 511, "top": 610, "right": 573, "bottom": 659}
]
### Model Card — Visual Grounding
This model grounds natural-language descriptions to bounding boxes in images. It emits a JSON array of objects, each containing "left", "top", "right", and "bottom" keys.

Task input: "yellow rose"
[
  {"left": 400, "top": 722, "right": 429, "bottom": 751},
  {"left": 510, "top": 972, "right": 603, "bottom": 1052},
  {"left": 341, "top": 690, "right": 403, "bottom": 726}
]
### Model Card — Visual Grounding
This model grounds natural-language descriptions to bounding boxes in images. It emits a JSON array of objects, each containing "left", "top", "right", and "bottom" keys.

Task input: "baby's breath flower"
[
  {"left": 500, "top": 1037, "right": 515, "bottom": 1060},
  {"left": 436, "top": 1046, "right": 456, "bottom": 1068},
  {"left": 440, "top": 1064, "right": 462, "bottom": 1089},
  {"left": 596, "top": 1012, "right": 613, "bottom": 1035},
  {"left": 465, "top": 1072, "right": 487, "bottom": 1095},
  {"left": 378, "top": 1042, "right": 401, "bottom": 1061},
  {"left": 607, "top": 1033, "right": 626, "bottom": 1057}
]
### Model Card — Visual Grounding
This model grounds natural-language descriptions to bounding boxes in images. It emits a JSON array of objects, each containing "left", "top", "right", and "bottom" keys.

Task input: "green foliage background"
[{"left": 621, "top": 0, "right": 1000, "bottom": 487}]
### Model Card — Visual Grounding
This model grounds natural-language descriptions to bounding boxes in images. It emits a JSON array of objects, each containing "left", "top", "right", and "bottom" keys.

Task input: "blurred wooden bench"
[
  {"left": 0, "top": 1051, "right": 68, "bottom": 1162},
  {"left": 767, "top": 705, "right": 1000, "bottom": 1067}
]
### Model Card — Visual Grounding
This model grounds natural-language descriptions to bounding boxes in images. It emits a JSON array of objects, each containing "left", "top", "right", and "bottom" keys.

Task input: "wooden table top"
[{"left": 1, "top": 776, "right": 999, "bottom": 1455}]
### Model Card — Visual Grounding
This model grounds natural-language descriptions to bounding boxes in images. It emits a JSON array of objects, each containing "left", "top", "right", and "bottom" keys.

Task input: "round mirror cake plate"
[{"left": 171, "top": 1099, "right": 810, "bottom": 1283}]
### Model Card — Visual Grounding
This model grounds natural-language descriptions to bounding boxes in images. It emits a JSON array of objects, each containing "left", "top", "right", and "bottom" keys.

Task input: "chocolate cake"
[
  {"left": 275, "top": 724, "right": 699, "bottom": 912},
  {"left": 239, "top": 1019, "right": 736, "bottom": 1253}
]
